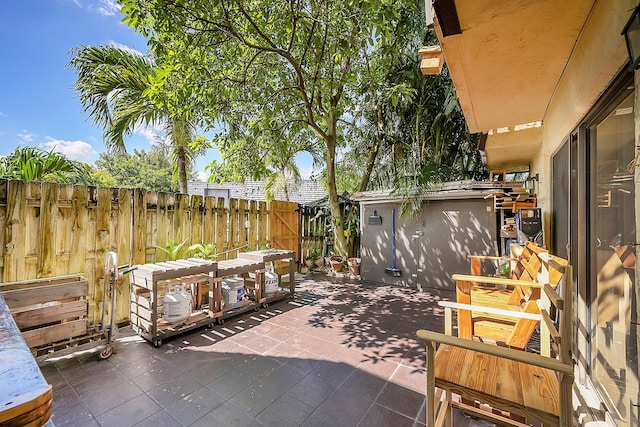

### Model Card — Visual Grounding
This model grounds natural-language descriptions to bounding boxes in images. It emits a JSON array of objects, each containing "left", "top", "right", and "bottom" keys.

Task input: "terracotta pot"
[
  {"left": 304, "top": 258, "right": 314, "bottom": 268},
  {"left": 314, "top": 257, "right": 325, "bottom": 267},
  {"left": 347, "top": 258, "right": 361, "bottom": 275},
  {"left": 329, "top": 255, "right": 345, "bottom": 272}
]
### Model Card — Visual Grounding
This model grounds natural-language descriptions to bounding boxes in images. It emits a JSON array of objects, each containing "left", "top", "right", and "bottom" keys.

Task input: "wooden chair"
[
  {"left": 468, "top": 241, "right": 549, "bottom": 307},
  {"left": 455, "top": 248, "right": 567, "bottom": 349},
  {"left": 417, "top": 259, "right": 574, "bottom": 426}
]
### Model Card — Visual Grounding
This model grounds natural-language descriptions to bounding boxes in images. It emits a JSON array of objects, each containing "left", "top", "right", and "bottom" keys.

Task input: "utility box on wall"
[{"left": 353, "top": 190, "right": 497, "bottom": 294}]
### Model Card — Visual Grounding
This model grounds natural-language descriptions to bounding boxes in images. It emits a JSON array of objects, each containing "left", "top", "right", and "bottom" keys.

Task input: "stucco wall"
[
  {"left": 359, "top": 198, "right": 496, "bottom": 293},
  {"left": 533, "top": 0, "right": 634, "bottom": 225}
]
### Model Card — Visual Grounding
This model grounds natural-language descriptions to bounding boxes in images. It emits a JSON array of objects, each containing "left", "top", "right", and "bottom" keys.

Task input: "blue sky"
[{"left": 0, "top": 0, "right": 313, "bottom": 180}]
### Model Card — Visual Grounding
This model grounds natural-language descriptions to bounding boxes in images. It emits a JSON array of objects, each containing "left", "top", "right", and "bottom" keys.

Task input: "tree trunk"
[
  {"left": 358, "top": 105, "right": 385, "bottom": 192},
  {"left": 325, "top": 113, "right": 348, "bottom": 256},
  {"left": 177, "top": 145, "right": 188, "bottom": 194}
]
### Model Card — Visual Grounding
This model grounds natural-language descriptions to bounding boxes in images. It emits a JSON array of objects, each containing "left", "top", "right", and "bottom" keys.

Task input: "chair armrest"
[
  {"left": 416, "top": 329, "right": 573, "bottom": 375},
  {"left": 452, "top": 274, "right": 544, "bottom": 288},
  {"left": 438, "top": 301, "right": 541, "bottom": 321}
]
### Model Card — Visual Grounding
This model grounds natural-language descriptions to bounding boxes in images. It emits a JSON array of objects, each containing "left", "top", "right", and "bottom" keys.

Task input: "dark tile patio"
[{"left": 41, "top": 273, "right": 484, "bottom": 426}]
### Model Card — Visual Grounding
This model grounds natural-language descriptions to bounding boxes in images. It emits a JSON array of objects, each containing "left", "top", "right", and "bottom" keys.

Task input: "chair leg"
[
  {"left": 426, "top": 341, "right": 436, "bottom": 426},
  {"left": 445, "top": 390, "right": 453, "bottom": 427}
]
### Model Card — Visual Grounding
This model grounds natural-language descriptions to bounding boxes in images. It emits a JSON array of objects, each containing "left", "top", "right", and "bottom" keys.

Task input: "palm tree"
[
  {"left": 68, "top": 44, "right": 199, "bottom": 193},
  {"left": 0, "top": 146, "right": 77, "bottom": 182}
]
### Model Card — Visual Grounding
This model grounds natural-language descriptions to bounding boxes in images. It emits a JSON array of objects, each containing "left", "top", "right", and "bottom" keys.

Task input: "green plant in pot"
[{"left": 305, "top": 248, "right": 323, "bottom": 268}]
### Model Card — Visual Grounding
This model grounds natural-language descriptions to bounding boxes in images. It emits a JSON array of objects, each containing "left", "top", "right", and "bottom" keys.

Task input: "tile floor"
[{"left": 40, "top": 273, "right": 484, "bottom": 427}]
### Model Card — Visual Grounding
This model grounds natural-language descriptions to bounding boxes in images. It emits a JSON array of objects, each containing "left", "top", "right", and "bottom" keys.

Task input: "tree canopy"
[
  {"left": 94, "top": 145, "right": 181, "bottom": 192},
  {"left": 121, "top": 0, "right": 425, "bottom": 255},
  {"left": 68, "top": 44, "right": 204, "bottom": 193}
]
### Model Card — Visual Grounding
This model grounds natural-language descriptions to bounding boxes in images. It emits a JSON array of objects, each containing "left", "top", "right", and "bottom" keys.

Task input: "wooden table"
[
  {"left": 129, "top": 258, "right": 217, "bottom": 347},
  {"left": 0, "top": 291, "right": 52, "bottom": 426},
  {"left": 238, "top": 249, "right": 296, "bottom": 307},
  {"left": 209, "top": 258, "right": 265, "bottom": 323}
]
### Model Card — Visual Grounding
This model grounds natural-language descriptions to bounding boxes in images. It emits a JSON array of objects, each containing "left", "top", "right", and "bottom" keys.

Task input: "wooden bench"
[{"left": 417, "top": 259, "right": 574, "bottom": 426}]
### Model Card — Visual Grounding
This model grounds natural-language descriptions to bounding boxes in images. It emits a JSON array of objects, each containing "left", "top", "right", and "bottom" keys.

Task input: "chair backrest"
[
  {"left": 507, "top": 242, "right": 552, "bottom": 306},
  {"left": 539, "top": 255, "right": 573, "bottom": 361},
  {"left": 505, "top": 253, "right": 569, "bottom": 350}
]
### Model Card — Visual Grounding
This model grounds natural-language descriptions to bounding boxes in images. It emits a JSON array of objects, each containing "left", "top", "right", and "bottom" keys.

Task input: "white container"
[
  {"left": 162, "top": 285, "right": 192, "bottom": 325},
  {"left": 264, "top": 265, "right": 279, "bottom": 295},
  {"left": 222, "top": 276, "right": 245, "bottom": 308}
]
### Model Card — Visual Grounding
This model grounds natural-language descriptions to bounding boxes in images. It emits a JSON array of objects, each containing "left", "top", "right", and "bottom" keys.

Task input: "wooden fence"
[{"left": 0, "top": 180, "right": 328, "bottom": 323}]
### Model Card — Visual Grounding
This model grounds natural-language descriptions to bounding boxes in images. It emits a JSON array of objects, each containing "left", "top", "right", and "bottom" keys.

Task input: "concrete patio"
[{"left": 39, "top": 273, "right": 469, "bottom": 427}]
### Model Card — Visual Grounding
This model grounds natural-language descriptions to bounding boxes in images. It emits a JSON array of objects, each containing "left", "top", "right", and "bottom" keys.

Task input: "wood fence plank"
[
  {"left": 4, "top": 181, "right": 26, "bottom": 282},
  {"left": 116, "top": 188, "right": 133, "bottom": 322},
  {"left": 132, "top": 189, "right": 147, "bottom": 266},
  {"left": 248, "top": 200, "right": 257, "bottom": 250},
  {"left": 203, "top": 196, "right": 215, "bottom": 245},
  {"left": 215, "top": 197, "right": 226, "bottom": 258},
  {"left": 238, "top": 198, "right": 248, "bottom": 251},
  {"left": 228, "top": 198, "right": 238, "bottom": 259},
  {"left": 155, "top": 192, "right": 169, "bottom": 262},
  {"left": 92, "top": 187, "right": 111, "bottom": 324},
  {"left": 174, "top": 193, "right": 189, "bottom": 250},
  {"left": 257, "top": 201, "right": 268, "bottom": 249},
  {"left": 69, "top": 186, "right": 90, "bottom": 277},
  {"left": 190, "top": 195, "right": 204, "bottom": 247},
  {"left": 54, "top": 184, "right": 73, "bottom": 277},
  {"left": 37, "top": 182, "right": 57, "bottom": 278},
  {"left": 83, "top": 187, "right": 98, "bottom": 323},
  {"left": 146, "top": 192, "right": 158, "bottom": 262}
]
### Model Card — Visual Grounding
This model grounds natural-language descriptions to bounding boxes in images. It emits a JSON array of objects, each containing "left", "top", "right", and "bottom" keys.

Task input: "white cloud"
[
  {"left": 108, "top": 42, "right": 144, "bottom": 57},
  {"left": 89, "top": 0, "right": 121, "bottom": 16},
  {"left": 195, "top": 170, "right": 209, "bottom": 181},
  {"left": 41, "top": 138, "right": 98, "bottom": 160},
  {"left": 133, "top": 122, "right": 171, "bottom": 146},
  {"left": 17, "top": 130, "right": 35, "bottom": 143},
  {"left": 73, "top": 0, "right": 121, "bottom": 16}
]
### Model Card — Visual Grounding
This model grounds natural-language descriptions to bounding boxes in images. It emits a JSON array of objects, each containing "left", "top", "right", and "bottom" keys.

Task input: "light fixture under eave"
[
  {"left": 622, "top": 3, "right": 640, "bottom": 70},
  {"left": 523, "top": 173, "right": 539, "bottom": 194},
  {"left": 419, "top": 46, "right": 444, "bottom": 75}
]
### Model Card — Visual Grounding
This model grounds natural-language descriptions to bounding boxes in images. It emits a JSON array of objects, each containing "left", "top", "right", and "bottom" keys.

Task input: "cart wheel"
[
  {"left": 208, "top": 322, "right": 215, "bottom": 328},
  {"left": 262, "top": 302, "right": 269, "bottom": 309},
  {"left": 153, "top": 339, "right": 162, "bottom": 348},
  {"left": 254, "top": 305, "right": 260, "bottom": 312},
  {"left": 98, "top": 345, "right": 113, "bottom": 360},
  {"left": 217, "top": 318, "right": 225, "bottom": 325}
]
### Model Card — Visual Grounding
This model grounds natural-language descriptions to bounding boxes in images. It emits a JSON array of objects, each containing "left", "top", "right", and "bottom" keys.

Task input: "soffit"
[{"left": 434, "top": 0, "right": 595, "bottom": 136}]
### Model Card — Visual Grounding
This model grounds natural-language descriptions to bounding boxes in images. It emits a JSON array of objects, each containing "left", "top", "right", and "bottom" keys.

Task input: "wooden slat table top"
[
  {"left": 0, "top": 291, "right": 52, "bottom": 424},
  {"left": 216, "top": 258, "right": 265, "bottom": 277},
  {"left": 238, "top": 249, "right": 295, "bottom": 263},
  {"left": 434, "top": 344, "right": 559, "bottom": 417}
]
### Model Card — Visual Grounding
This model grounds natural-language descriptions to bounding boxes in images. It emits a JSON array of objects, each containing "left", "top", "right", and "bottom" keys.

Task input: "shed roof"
[{"left": 351, "top": 180, "right": 526, "bottom": 203}]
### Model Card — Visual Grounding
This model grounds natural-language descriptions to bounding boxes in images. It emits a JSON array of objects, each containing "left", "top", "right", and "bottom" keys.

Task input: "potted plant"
[
  {"left": 329, "top": 255, "right": 345, "bottom": 272},
  {"left": 305, "top": 248, "right": 320, "bottom": 268},
  {"left": 347, "top": 257, "right": 361, "bottom": 275}
]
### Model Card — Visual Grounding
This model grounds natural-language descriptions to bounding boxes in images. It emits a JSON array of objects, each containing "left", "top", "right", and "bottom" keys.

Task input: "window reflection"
[{"left": 591, "top": 92, "right": 637, "bottom": 425}]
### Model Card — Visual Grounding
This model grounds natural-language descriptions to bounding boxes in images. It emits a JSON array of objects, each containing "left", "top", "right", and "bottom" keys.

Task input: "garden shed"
[{"left": 351, "top": 181, "right": 500, "bottom": 294}]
